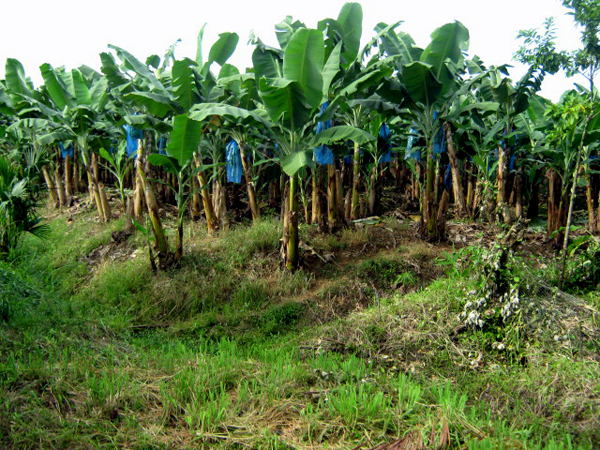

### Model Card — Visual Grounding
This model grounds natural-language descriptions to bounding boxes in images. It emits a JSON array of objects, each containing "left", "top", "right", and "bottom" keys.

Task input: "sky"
[{"left": 0, "top": 0, "right": 588, "bottom": 102}]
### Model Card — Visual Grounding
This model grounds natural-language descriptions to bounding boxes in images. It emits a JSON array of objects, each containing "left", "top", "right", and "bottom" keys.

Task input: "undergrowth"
[{"left": 0, "top": 211, "right": 598, "bottom": 449}]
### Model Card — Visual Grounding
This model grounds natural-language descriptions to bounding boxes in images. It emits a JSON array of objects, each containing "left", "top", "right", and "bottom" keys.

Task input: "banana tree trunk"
[
  {"left": 54, "top": 166, "right": 67, "bottom": 208},
  {"left": 597, "top": 188, "right": 600, "bottom": 234},
  {"left": 585, "top": 170, "right": 600, "bottom": 233},
  {"left": 124, "top": 195, "right": 134, "bottom": 233},
  {"left": 239, "top": 142, "right": 260, "bottom": 222},
  {"left": 311, "top": 167, "right": 319, "bottom": 224},
  {"left": 175, "top": 217, "right": 184, "bottom": 264},
  {"left": 515, "top": 171, "right": 523, "bottom": 219},
  {"left": 422, "top": 143, "right": 444, "bottom": 241},
  {"left": 72, "top": 146, "right": 80, "bottom": 194},
  {"left": 466, "top": 167, "right": 475, "bottom": 216},
  {"left": 64, "top": 155, "right": 73, "bottom": 201},
  {"left": 212, "top": 177, "right": 228, "bottom": 230},
  {"left": 194, "top": 153, "right": 218, "bottom": 235},
  {"left": 344, "top": 189, "right": 351, "bottom": 220},
  {"left": 436, "top": 188, "right": 450, "bottom": 237},
  {"left": 367, "top": 165, "right": 379, "bottom": 216},
  {"left": 42, "top": 165, "right": 59, "bottom": 208},
  {"left": 92, "top": 153, "right": 100, "bottom": 188},
  {"left": 547, "top": 169, "right": 569, "bottom": 246},
  {"left": 191, "top": 176, "right": 202, "bottom": 220},
  {"left": 284, "top": 175, "right": 299, "bottom": 271},
  {"left": 134, "top": 140, "right": 145, "bottom": 221},
  {"left": 99, "top": 183, "right": 111, "bottom": 221},
  {"left": 472, "top": 180, "right": 482, "bottom": 218},
  {"left": 412, "top": 163, "right": 422, "bottom": 201},
  {"left": 137, "top": 164, "right": 173, "bottom": 270},
  {"left": 350, "top": 141, "right": 361, "bottom": 220},
  {"left": 83, "top": 160, "right": 105, "bottom": 222},
  {"left": 335, "top": 164, "right": 346, "bottom": 227},
  {"left": 443, "top": 122, "right": 467, "bottom": 217},
  {"left": 496, "top": 144, "right": 512, "bottom": 224},
  {"left": 327, "top": 164, "right": 338, "bottom": 231}
]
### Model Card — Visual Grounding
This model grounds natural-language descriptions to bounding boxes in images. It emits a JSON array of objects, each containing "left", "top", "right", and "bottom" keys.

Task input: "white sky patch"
[{"left": 0, "top": 0, "right": 587, "bottom": 101}]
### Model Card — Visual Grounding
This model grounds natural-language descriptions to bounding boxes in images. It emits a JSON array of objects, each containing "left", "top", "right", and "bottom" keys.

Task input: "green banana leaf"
[
  {"left": 374, "top": 23, "right": 422, "bottom": 65},
  {"left": 166, "top": 115, "right": 203, "bottom": 166},
  {"left": 402, "top": 61, "right": 442, "bottom": 106},
  {"left": 39, "top": 63, "right": 74, "bottom": 110},
  {"left": 71, "top": 69, "right": 92, "bottom": 106},
  {"left": 5, "top": 59, "right": 33, "bottom": 98},
  {"left": 420, "top": 21, "right": 469, "bottom": 86},
  {"left": 108, "top": 44, "right": 169, "bottom": 96},
  {"left": 281, "top": 150, "right": 315, "bottom": 176},
  {"left": 322, "top": 42, "right": 342, "bottom": 101},
  {"left": 312, "top": 125, "right": 376, "bottom": 146},
  {"left": 172, "top": 58, "right": 198, "bottom": 111},
  {"left": 258, "top": 77, "right": 311, "bottom": 132},
  {"left": 207, "top": 32, "right": 239, "bottom": 67},
  {"left": 283, "top": 28, "right": 324, "bottom": 109},
  {"left": 147, "top": 153, "right": 181, "bottom": 175},
  {"left": 125, "top": 92, "right": 180, "bottom": 118},
  {"left": 336, "top": 2, "right": 363, "bottom": 65},
  {"left": 252, "top": 46, "right": 284, "bottom": 81},
  {"left": 189, "top": 103, "right": 272, "bottom": 128}
]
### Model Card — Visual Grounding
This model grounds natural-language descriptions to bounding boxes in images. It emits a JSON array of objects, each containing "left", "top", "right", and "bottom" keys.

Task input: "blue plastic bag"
[
  {"left": 378, "top": 123, "right": 393, "bottom": 164},
  {"left": 226, "top": 139, "right": 243, "bottom": 184},
  {"left": 405, "top": 127, "right": 421, "bottom": 162},
  {"left": 123, "top": 124, "right": 143, "bottom": 157},
  {"left": 314, "top": 103, "right": 334, "bottom": 166},
  {"left": 59, "top": 142, "right": 74, "bottom": 159}
]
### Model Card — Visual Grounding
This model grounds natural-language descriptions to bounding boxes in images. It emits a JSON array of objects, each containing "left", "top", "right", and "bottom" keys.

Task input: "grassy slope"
[{"left": 0, "top": 210, "right": 598, "bottom": 449}]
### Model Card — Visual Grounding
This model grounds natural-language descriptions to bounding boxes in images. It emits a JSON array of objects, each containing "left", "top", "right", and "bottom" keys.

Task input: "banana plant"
[
  {"left": 102, "top": 30, "right": 241, "bottom": 236},
  {"left": 536, "top": 91, "right": 599, "bottom": 245},
  {"left": 477, "top": 66, "right": 543, "bottom": 224},
  {"left": 191, "top": 21, "right": 375, "bottom": 269},
  {"left": 2, "top": 59, "right": 66, "bottom": 209},
  {"left": 99, "top": 142, "right": 133, "bottom": 214},
  {"left": 377, "top": 21, "right": 493, "bottom": 240},
  {"left": 0, "top": 155, "right": 48, "bottom": 257},
  {"left": 147, "top": 115, "right": 204, "bottom": 264},
  {"left": 33, "top": 63, "right": 119, "bottom": 221},
  {"left": 316, "top": 6, "right": 397, "bottom": 227}
]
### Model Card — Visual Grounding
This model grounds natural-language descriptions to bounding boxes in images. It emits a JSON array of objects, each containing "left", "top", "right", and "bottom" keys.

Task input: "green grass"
[{"left": 0, "top": 211, "right": 598, "bottom": 449}]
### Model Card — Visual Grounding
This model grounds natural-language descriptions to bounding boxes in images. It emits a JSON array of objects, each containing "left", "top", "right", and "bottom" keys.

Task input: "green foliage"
[
  {"left": 357, "top": 257, "right": 411, "bottom": 289},
  {"left": 436, "top": 245, "right": 486, "bottom": 278},
  {"left": 561, "top": 234, "right": 600, "bottom": 292},
  {"left": 259, "top": 302, "right": 305, "bottom": 335},
  {"left": 99, "top": 143, "right": 133, "bottom": 209},
  {"left": 0, "top": 155, "right": 47, "bottom": 257},
  {"left": 231, "top": 279, "right": 270, "bottom": 308},
  {"left": 0, "top": 261, "right": 43, "bottom": 322},
  {"left": 215, "top": 219, "right": 281, "bottom": 266},
  {"left": 0, "top": 210, "right": 598, "bottom": 448},
  {"left": 515, "top": 18, "right": 571, "bottom": 75}
]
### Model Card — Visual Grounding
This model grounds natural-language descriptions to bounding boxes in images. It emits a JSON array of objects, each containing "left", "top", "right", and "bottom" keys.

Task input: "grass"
[{"left": 0, "top": 208, "right": 598, "bottom": 449}]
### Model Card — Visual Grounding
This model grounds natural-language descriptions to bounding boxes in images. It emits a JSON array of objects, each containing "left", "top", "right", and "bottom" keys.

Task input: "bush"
[{"left": 0, "top": 156, "right": 47, "bottom": 257}]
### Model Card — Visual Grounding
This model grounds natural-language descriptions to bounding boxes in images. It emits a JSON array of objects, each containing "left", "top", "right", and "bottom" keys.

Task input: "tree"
[{"left": 515, "top": 1, "right": 600, "bottom": 98}]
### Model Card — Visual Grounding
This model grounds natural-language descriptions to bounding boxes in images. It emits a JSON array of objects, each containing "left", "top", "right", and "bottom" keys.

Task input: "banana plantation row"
[{"left": 1, "top": 2, "right": 599, "bottom": 270}]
